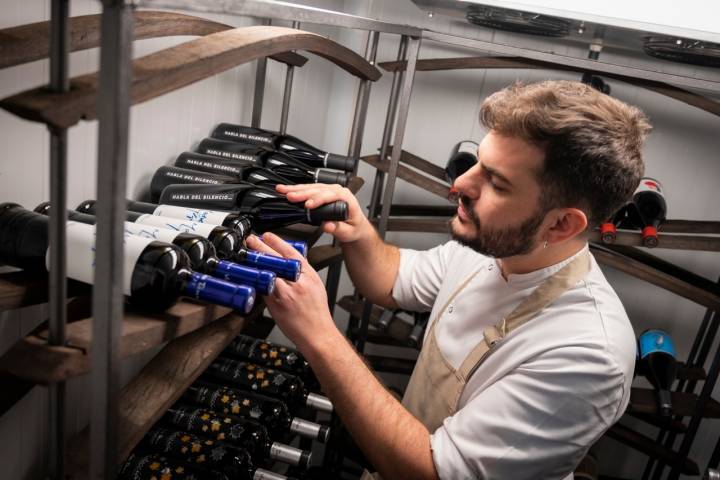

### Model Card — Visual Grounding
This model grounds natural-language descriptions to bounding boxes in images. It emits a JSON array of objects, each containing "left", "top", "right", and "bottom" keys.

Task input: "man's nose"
[{"left": 453, "top": 164, "right": 481, "bottom": 198}]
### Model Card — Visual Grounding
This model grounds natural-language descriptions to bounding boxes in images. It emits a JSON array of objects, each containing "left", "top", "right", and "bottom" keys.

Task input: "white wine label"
[
  {"left": 135, "top": 214, "right": 218, "bottom": 237},
  {"left": 457, "top": 140, "right": 479, "bottom": 156},
  {"left": 635, "top": 177, "right": 664, "bottom": 195},
  {"left": 152, "top": 205, "right": 231, "bottom": 226},
  {"left": 47, "top": 222, "right": 154, "bottom": 295},
  {"left": 122, "top": 221, "right": 179, "bottom": 243}
]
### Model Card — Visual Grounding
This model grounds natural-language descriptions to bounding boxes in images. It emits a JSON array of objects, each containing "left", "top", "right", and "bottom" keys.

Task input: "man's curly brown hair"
[{"left": 480, "top": 80, "right": 652, "bottom": 228}]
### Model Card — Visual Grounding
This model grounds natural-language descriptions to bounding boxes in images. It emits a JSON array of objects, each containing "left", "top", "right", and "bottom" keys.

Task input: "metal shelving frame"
[
  {"left": 31, "top": 1, "right": 412, "bottom": 478},
  {"left": 37, "top": 0, "right": 720, "bottom": 478}
]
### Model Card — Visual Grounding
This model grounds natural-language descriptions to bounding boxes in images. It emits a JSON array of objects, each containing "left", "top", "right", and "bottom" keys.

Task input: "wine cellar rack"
[
  {"left": 1, "top": 1, "right": 720, "bottom": 479},
  {"left": 0, "top": 4, "right": 391, "bottom": 478}
]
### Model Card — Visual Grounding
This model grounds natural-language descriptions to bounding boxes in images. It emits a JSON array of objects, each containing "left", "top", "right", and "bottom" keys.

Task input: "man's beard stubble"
[{"left": 451, "top": 194, "right": 546, "bottom": 258}]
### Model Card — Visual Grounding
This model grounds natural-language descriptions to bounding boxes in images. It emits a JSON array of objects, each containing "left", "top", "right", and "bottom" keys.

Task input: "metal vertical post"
[
  {"left": 251, "top": 19, "right": 271, "bottom": 128},
  {"left": 48, "top": 0, "right": 70, "bottom": 477},
  {"left": 669, "top": 311, "right": 720, "bottom": 479},
  {"left": 377, "top": 36, "right": 420, "bottom": 238},
  {"left": 349, "top": 36, "right": 408, "bottom": 348},
  {"left": 367, "top": 36, "right": 408, "bottom": 218},
  {"left": 325, "top": 30, "right": 380, "bottom": 315},
  {"left": 355, "top": 36, "right": 419, "bottom": 354},
  {"left": 279, "top": 21, "right": 300, "bottom": 134},
  {"left": 90, "top": 1, "right": 134, "bottom": 478}
]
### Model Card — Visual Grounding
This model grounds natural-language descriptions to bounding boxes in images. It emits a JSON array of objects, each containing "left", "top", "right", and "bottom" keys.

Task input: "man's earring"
[{"left": 543, "top": 240, "right": 548, "bottom": 249}]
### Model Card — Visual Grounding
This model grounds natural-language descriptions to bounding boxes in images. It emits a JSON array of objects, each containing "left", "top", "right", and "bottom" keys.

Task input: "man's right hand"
[{"left": 276, "top": 183, "right": 370, "bottom": 243}]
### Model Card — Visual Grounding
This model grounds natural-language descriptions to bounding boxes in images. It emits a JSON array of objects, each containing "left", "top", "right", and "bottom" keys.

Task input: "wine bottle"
[
  {"left": 150, "top": 165, "right": 296, "bottom": 202},
  {"left": 125, "top": 199, "right": 308, "bottom": 257},
  {"left": 210, "top": 123, "right": 354, "bottom": 172},
  {"left": 139, "top": 427, "right": 293, "bottom": 480},
  {"left": 408, "top": 312, "right": 430, "bottom": 349},
  {"left": 182, "top": 382, "right": 329, "bottom": 442},
  {"left": 205, "top": 358, "right": 333, "bottom": 414},
  {"left": 638, "top": 329, "right": 678, "bottom": 417},
  {"left": 34, "top": 204, "right": 276, "bottom": 295},
  {"left": 445, "top": 140, "right": 478, "bottom": 184},
  {"left": 0, "top": 204, "right": 255, "bottom": 313},
  {"left": 127, "top": 199, "right": 252, "bottom": 238},
  {"left": 162, "top": 405, "right": 311, "bottom": 468},
  {"left": 192, "top": 140, "right": 349, "bottom": 186},
  {"left": 77, "top": 200, "right": 241, "bottom": 260},
  {"left": 223, "top": 335, "right": 318, "bottom": 389},
  {"left": 633, "top": 178, "right": 667, "bottom": 248},
  {"left": 78, "top": 199, "right": 302, "bottom": 281},
  {"left": 119, "top": 452, "right": 228, "bottom": 480},
  {"left": 158, "top": 184, "right": 348, "bottom": 233}
]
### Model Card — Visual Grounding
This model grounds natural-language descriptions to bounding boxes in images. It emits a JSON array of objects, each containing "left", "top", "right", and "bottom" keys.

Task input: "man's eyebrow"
[{"left": 482, "top": 163, "right": 514, "bottom": 188}]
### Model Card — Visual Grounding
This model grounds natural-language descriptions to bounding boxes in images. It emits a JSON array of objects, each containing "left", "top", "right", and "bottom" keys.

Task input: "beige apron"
[{"left": 362, "top": 251, "right": 591, "bottom": 480}]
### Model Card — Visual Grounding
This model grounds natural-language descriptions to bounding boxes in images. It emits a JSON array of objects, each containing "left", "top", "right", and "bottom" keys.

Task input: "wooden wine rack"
[{"left": 0, "top": 7, "right": 375, "bottom": 477}]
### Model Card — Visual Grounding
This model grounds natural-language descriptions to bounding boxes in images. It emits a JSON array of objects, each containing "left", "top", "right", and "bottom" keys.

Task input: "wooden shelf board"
[
  {"left": 337, "top": 295, "right": 416, "bottom": 347},
  {"left": 378, "top": 56, "right": 720, "bottom": 119},
  {"left": 364, "top": 354, "right": 416, "bottom": 375},
  {"left": 0, "top": 299, "right": 233, "bottom": 384},
  {"left": 65, "top": 308, "right": 260, "bottom": 479},
  {"left": 308, "top": 244, "right": 343, "bottom": 272},
  {"left": 384, "top": 146, "right": 447, "bottom": 181},
  {"left": 370, "top": 217, "right": 450, "bottom": 234},
  {"left": 1, "top": 26, "right": 380, "bottom": 128},
  {"left": 606, "top": 422, "right": 699, "bottom": 475},
  {"left": 626, "top": 411, "right": 687, "bottom": 434},
  {"left": 0, "top": 11, "right": 307, "bottom": 71},
  {"left": 629, "top": 387, "right": 720, "bottom": 418},
  {"left": 0, "top": 270, "right": 89, "bottom": 312},
  {"left": 589, "top": 230, "right": 720, "bottom": 252},
  {"left": 591, "top": 244, "right": 720, "bottom": 310},
  {"left": 360, "top": 154, "right": 451, "bottom": 200}
]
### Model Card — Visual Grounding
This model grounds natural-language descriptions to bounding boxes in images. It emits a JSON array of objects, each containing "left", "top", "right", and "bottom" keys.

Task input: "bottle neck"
[{"left": 126, "top": 200, "right": 158, "bottom": 215}]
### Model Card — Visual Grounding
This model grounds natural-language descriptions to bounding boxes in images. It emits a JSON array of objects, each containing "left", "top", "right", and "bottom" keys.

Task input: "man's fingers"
[
  {"left": 304, "top": 188, "right": 352, "bottom": 209},
  {"left": 261, "top": 232, "right": 306, "bottom": 262},
  {"left": 276, "top": 183, "right": 315, "bottom": 194},
  {"left": 245, "top": 234, "right": 280, "bottom": 256}
]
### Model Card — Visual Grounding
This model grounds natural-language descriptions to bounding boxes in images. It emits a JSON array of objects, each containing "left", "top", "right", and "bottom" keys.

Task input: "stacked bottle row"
[
  {"left": 118, "top": 335, "right": 330, "bottom": 480},
  {"left": 147, "top": 123, "right": 351, "bottom": 228}
]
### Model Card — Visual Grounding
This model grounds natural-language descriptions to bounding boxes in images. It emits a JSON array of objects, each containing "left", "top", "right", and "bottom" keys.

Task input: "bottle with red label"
[{"left": 633, "top": 177, "right": 667, "bottom": 248}]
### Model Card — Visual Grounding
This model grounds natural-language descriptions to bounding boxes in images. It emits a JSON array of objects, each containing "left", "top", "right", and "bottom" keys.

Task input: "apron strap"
[{"left": 457, "top": 249, "right": 591, "bottom": 379}]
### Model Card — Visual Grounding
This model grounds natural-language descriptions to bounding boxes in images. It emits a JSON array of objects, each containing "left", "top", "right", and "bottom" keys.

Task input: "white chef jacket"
[{"left": 392, "top": 241, "right": 635, "bottom": 480}]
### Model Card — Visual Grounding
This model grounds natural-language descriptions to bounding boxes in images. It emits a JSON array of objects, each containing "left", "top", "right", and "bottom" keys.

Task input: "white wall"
[{"left": 1, "top": 0, "right": 719, "bottom": 478}]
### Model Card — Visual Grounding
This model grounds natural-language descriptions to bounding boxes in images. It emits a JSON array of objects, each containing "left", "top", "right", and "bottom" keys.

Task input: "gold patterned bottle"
[
  {"left": 223, "top": 335, "right": 319, "bottom": 389},
  {"left": 138, "top": 427, "right": 293, "bottom": 480},
  {"left": 182, "top": 382, "right": 329, "bottom": 442},
  {"left": 205, "top": 358, "right": 332, "bottom": 414},
  {"left": 118, "top": 452, "right": 227, "bottom": 480},
  {"left": 162, "top": 405, "right": 311, "bottom": 468}
]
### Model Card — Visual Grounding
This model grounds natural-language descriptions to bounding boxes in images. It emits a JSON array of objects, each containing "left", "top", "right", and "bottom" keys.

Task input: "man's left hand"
[{"left": 245, "top": 233, "right": 336, "bottom": 353}]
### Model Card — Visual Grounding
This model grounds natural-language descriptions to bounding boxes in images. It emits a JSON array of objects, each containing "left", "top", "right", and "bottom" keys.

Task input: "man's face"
[{"left": 450, "top": 131, "right": 548, "bottom": 258}]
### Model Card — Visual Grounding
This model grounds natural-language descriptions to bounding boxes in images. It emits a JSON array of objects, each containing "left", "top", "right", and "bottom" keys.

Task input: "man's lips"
[{"left": 457, "top": 203, "right": 470, "bottom": 222}]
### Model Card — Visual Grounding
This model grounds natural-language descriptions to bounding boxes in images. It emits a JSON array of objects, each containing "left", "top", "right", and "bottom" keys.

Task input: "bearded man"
[{"left": 246, "top": 80, "right": 652, "bottom": 479}]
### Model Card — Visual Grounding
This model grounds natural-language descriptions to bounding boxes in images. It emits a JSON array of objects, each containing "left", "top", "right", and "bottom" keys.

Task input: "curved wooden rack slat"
[
  {"left": 379, "top": 57, "right": 720, "bottom": 118},
  {"left": 0, "top": 11, "right": 307, "bottom": 70},
  {"left": 1, "top": 26, "right": 380, "bottom": 128}
]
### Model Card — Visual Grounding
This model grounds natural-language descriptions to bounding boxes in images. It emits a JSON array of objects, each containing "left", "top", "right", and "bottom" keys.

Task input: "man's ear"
[{"left": 544, "top": 208, "right": 588, "bottom": 246}]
